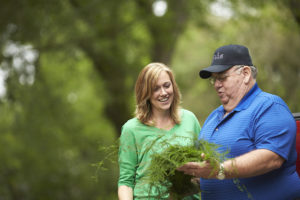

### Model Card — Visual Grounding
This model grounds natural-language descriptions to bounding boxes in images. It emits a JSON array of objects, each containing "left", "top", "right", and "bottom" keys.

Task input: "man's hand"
[{"left": 177, "top": 161, "right": 217, "bottom": 179}]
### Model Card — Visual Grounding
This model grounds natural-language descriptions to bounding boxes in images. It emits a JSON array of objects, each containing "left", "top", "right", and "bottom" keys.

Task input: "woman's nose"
[{"left": 160, "top": 87, "right": 167, "bottom": 95}]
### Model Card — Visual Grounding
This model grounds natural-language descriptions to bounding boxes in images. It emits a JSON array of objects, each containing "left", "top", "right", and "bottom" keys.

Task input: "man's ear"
[{"left": 243, "top": 66, "right": 251, "bottom": 84}]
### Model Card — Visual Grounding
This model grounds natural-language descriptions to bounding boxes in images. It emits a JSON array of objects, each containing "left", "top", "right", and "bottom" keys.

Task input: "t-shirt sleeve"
[
  {"left": 254, "top": 103, "right": 297, "bottom": 160},
  {"left": 184, "top": 109, "right": 201, "bottom": 139},
  {"left": 118, "top": 124, "right": 138, "bottom": 189},
  {"left": 192, "top": 113, "right": 201, "bottom": 138}
]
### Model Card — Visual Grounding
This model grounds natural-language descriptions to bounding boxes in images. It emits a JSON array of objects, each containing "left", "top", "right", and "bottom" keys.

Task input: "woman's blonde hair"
[{"left": 135, "top": 62, "right": 181, "bottom": 126}]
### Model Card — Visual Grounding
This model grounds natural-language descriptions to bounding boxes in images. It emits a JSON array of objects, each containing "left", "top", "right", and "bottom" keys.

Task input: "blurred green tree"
[
  {"left": 0, "top": 50, "right": 118, "bottom": 199},
  {"left": 0, "top": 1, "right": 208, "bottom": 199},
  {"left": 0, "top": 0, "right": 208, "bottom": 135},
  {"left": 0, "top": 0, "right": 299, "bottom": 199}
]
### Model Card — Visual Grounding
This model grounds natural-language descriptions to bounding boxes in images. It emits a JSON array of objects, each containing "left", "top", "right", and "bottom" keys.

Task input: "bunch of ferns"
[{"left": 145, "top": 139, "right": 228, "bottom": 199}]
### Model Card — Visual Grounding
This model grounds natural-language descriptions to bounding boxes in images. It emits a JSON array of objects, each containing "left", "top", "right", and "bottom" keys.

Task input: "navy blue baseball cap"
[{"left": 199, "top": 44, "right": 253, "bottom": 79}]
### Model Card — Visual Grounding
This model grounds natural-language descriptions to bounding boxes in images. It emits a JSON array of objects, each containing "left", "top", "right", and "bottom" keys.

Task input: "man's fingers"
[
  {"left": 177, "top": 161, "right": 206, "bottom": 171},
  {"left": 201, "top": 153, "right": 205, "bottom": 159},
  {"left": 197, "top": 161, "right": 206, "bottom": 167}
]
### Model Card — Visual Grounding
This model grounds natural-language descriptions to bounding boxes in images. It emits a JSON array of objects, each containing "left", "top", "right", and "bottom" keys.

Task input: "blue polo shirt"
[{"left": 199, "top": 83, "right": 300, "bottom": 200}]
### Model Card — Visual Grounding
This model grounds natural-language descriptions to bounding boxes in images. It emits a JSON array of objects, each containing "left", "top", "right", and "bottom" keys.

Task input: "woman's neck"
[{"left": 151, "top": 110, "right": 174, "bottom": 130}]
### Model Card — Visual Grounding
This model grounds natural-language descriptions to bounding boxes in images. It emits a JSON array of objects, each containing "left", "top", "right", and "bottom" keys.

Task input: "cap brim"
[{"left": 199, "top": 65, "right": 232, "bottom": 79}]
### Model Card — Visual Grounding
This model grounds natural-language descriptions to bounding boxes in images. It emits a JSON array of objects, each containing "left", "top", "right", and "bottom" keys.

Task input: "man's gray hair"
[{"left": 234, "top": 65, "right": 257, "bottom": 79}]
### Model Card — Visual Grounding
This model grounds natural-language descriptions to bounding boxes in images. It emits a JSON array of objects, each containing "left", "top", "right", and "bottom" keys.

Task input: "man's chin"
[{"left": 220, "top": 98, "right": 228, "bottom": 105}]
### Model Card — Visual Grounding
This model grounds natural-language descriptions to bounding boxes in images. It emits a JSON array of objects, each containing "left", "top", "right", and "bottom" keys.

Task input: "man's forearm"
[{"left": 223, "top": 149, "right": 284, "bottom": 178}]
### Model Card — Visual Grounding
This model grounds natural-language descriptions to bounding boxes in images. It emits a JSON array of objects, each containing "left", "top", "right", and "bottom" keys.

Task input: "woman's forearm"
[{"left": 118, "top": 185, "right": 133, "bottom": 200}]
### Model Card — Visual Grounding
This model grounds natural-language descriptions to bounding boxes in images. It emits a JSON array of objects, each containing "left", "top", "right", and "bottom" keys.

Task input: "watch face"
[
  {"left": 217, "top": 173, "right": 225, "bottom": 180},
  {"left": 218, "top": 163, "right": 225, "bottom": 180}
]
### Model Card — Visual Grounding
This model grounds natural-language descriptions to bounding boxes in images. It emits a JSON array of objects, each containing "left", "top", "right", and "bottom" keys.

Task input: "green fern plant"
[{"left": 145, "top": 139, "right": 228, "bottom": 199}]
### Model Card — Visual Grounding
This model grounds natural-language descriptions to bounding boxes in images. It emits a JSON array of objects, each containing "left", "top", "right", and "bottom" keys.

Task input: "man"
[{"left": 178, "top": 44, "right": 300, "bottom": 199}]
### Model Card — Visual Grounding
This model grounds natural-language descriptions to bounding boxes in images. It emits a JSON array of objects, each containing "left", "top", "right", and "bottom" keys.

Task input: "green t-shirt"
[{"left": 118, "top": 109, "right": 201, "bottom": 199}]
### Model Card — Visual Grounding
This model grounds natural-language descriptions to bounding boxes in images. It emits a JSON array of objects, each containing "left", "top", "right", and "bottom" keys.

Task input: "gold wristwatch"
[{"left": 217, "top": 163, "right": 225, "bottom": 180}]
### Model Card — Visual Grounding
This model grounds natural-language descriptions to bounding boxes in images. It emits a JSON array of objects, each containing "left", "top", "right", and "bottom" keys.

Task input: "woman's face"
[{"left": 150, "top": 71, "right": 174, "bottom": 113}]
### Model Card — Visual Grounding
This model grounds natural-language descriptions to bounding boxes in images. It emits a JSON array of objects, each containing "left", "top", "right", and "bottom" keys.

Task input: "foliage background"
[{"left": 0, "top": 0, "right": 299, "bottom": 199}]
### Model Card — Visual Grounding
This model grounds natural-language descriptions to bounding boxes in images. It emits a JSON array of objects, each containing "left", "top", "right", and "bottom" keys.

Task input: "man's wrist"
[{"left": 217, "top": 163, "right": 225, "bottom": 180}]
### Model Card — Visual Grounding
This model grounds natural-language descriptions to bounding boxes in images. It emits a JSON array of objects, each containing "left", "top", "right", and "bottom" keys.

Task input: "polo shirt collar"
[{"left": 234, "top": 83, "right": 261, "bottom": 111}]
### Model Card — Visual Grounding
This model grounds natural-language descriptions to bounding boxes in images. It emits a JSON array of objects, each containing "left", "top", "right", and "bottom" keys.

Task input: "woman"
[{"left": 118, "top": 63, "right": 201, "bottom": 199}]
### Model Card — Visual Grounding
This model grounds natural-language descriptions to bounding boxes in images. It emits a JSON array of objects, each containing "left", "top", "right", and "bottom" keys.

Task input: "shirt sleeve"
[
  {"left": 192, "top": 113, "right": 201, "bottom": 138},
  {"left": 186, "top": 111, "right": 201, "bottom": 139},
  {"left": 118, "top": 124, "right": 138, "bottom": 189},
  {"left": 254, "top": 103, "right": 297, "bottom": 160}
]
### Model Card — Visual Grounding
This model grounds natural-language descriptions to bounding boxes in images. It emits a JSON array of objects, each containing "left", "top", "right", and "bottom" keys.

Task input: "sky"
[{"left": 0, "top": 41, "right": 38, "bottom": 97}]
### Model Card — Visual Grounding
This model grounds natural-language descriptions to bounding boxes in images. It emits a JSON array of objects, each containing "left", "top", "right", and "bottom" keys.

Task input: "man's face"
[{"left": 211, "top": 66, "right": 247, "bottom": 112}]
